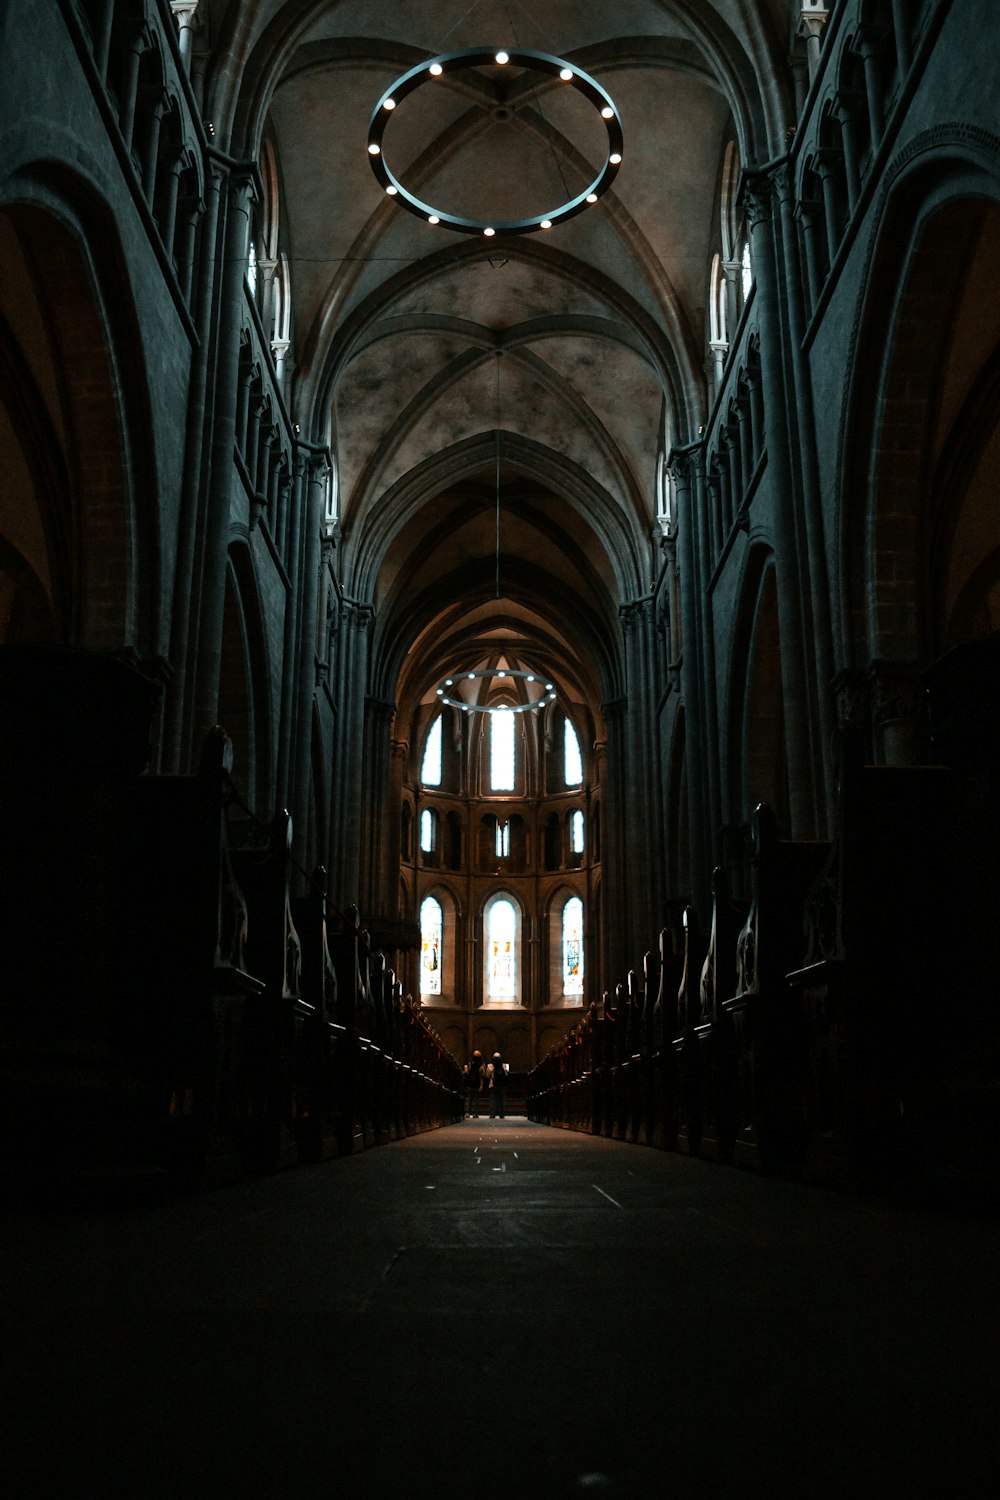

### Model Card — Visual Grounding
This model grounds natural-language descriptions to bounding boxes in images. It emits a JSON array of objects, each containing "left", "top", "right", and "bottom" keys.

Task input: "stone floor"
[{"left": 3, "top": 1120, "right": 998, "bottom": 1499}]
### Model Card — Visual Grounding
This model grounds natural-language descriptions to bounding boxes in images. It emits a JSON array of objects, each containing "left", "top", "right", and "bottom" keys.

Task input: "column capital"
[
  {"left": 740, "top": 170, "right": 773, "bottom": 231},
  {"left": 797, "top": 9, "right": 829, "bottom": 43}
]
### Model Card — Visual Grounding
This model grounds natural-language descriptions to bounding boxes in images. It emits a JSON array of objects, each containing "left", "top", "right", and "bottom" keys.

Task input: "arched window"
[
  {"left": 422, "top": 716, "right": 442, "bottom": 785},
  {"left": 490, "top": 707, "right": 515, "bottom": 790},
  {"left": 564, "top": 718, "right": 583, "bottom": 785},
  {"left": 420, "top": 808, "right": 437, "bottom": 853},
  {"left": 246, "top": 238, "right": 258, "bottom": 295},
  {"left": 741, "top": 239, "right": 753, "bottom": 300},
  {"left": 486, "top": 897, "right": 518, "bottom": 1000},
  {"left": 420, "top": 896, "right": 442, "bottom": 997},
  {"left": 562, "top": 896, "right": 584, "bottom": 996},
  {"left": 709, "top": 252, "right": 727, "bottom": 346},
  {"left": 570, "top": 809, "right": 584, "bottom": 854},
  {"left": 495, "top": 819, "right": 509, "bottom": 858}
]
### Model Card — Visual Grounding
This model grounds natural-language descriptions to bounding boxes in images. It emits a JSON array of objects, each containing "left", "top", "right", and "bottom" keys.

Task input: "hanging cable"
[{"left": 495, "top": 351, "right": 502, "bottom": 599}]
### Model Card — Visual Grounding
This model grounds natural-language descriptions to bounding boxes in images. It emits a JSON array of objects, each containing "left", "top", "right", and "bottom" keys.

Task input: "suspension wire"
[
  {"left": 441, "top": 0, "right": 490, "bottom": 46},
  {"left": 495, "top": 351, "right": 502, "bottom": 599},
  {"left": 503, "top": 0, "right": 573, "bottom": 202}
]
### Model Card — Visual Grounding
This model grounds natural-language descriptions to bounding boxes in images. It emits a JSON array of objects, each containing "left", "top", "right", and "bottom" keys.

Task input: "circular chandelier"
[
  {"left": 367, "top": 47, "right": 623, "bottom": 237},
  {"left": 435, "top": 667, "right": 556, "bottom": 713}
]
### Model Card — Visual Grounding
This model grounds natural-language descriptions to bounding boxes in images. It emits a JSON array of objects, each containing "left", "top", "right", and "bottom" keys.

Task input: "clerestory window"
[
  {"left": 490, "top": 707, "right": 515, "bottom": 790},
  {"left": 421, "top": 715, "right": 442, "bottom": 785},
  {"left": 564, "top": 718, "right": 583, "bottom": 785}
]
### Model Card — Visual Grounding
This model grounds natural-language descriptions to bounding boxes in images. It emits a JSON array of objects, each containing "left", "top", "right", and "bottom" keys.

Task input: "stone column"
[
  {"left": 816, "top": 150, "right": 843, "bottom": 268},
  {"left": 170, "top": 1, "right": 200, "bottom": 69},
  {"left": 889, "top": 0, "right": 912, "bottom": 76},
  {"left": 189, "top": 162, "right": 259, "bottom": 753},
  {"left": 869, "top": 659, "right": 927, "bottom": 767},
  {"left": 857, "top": 29, "right": 886, "bottom": 153},
  {"left": 271, "top": 338, "right": 291, "bottom": 388},
  {"left": 773, "top": 161, "right": 836, "bottom": 822},
  {"left": 742, "top": 169, "right": 817, "bottom": 838},
  {"left": 89, "top": 0, "right": 115, "bottom": 80},
  {"left": 118, "top": 30, "right": 147, "bottom": 150},
  {"left": 834, "top": 96, "right": 862, "bottom": 214},
  {"left": 276, "top": 453, "right": 305, "bottom": 814},
  {"left": 162, "top": 155, "right": 226, "bottom": 769},
  {"left": 140, "top": 91, "right": 167, "bottom": 202},
  {"left": 669, "top": 445, "right": 711, "bottom": 905},
  {"left": 797, "top": 5, "right": 830, "bottom": 87},
  {"left": 795, "top": 196, "right": 823, "bottom": 311},
  {"left": 709, "top": 339, "right": 727, "bottom": 399}
]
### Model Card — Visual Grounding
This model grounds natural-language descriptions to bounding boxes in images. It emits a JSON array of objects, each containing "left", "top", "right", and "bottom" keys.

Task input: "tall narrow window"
[
  {"left": 495, "top": 819, "right": 509, "bottom": 858},
  {"left": 420, "top": 808, "right": 437, "bottom": 853},
  {"left": 246, "top": 239, "right": 258, "bottom": 295},
  {"left": 564, "top": 719, "right": 583, "bottom": 785},
  {"left": 420, "top": 896, "right": 442, "bottom": 996},
  {"left": 490, "top": 707, "right": 515, "bottom": 790},
  {"left": 421, "top": 716, "right": 442, "bottom": 786},
  {"left": 487, "top": 898, "right": 517, "bottom": 998},
  {"left": 562, "top": 896, "right": 584, "bottom": 996},
  {"left": 741, "top": 240, "right": 753, "bottom": 299},
  {"left": 571, "top": 809, "right": 584, "bottom": 854}
]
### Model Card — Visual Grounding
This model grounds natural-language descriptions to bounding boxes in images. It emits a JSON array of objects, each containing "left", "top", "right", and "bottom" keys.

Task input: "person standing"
[
  {"left": 487, "top": 1050, "right": 509, "bottom": 1119},
  {"left": 465, "top": 1050, "right": 484, "bottom": 1117}
]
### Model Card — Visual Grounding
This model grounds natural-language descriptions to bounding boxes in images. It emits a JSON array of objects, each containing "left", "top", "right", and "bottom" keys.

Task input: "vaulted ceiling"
[{"left": 200, "top": 0, "right": 795, "bottom": 734}]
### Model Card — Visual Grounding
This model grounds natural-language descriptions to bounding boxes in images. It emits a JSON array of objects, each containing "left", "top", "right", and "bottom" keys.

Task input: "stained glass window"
[
  {"left": 487, "top": 898, "right": 517, "bottom": 998},
  {"left": 490, "top": 707, "right": 514, "bottom": 790},
  {"left": 421, "top": 715, "right": 442, "bottom": 785},
  {"left": 562, "top": 896, "right": 584, "bottom": 996},
  {"left": 420, "top": 896, "right": 442, "bottom": 996},
  {"left": 564, "top": 719, "right": 582, "bottom": 785}
]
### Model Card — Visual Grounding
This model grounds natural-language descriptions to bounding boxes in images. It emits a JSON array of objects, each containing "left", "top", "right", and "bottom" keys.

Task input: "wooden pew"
[
  {"left": 649, "top": 927, "right": 683, "bottom": 1150},
  {"left": 724, "top": 804, "right": 829, "bottom": 1177},
  {"left": 695, "top": 869, "right": 749, "bottom": 1164},
  {"left": 230, "top": 810, "right": 304, "bottom": 1174},
  {"left": 673, "top": 907, "right": 708, "bottom": 1156},
  {"left": 787, "top": 760, "right": 962, "bottom": 1193},
  {"left": 289, "top": 866, "right": 340, "bottom": 1164}
]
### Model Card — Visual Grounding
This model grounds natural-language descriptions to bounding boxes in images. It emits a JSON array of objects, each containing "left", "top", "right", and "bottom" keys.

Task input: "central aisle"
[{"left": 4, "top": 1121, "right": 998, "bottom": 1499}]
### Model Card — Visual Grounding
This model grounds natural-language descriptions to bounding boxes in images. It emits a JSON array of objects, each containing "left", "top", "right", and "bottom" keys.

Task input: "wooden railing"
[
  {"left": 529, "top": 731, "right": 1000, "bottom": 1202},
  {"left": 0, "top": 644, "right": 462, "bottom": 1200}
]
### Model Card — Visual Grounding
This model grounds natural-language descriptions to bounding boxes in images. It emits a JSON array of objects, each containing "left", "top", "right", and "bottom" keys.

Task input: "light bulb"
[
  {"left": 559, "top": 68, "right": 573, "bottom": 81},
  {"left": 495, "top": 50, "right": 509, "bottom": 65},
  {"left": 601, "top": 106, "right": 614, "bottom": 119},
  {"left": 540, "top": 219, "right": 552, "bottom": 230},
  {"left": 429, "top": 62, "right": 443, "bottom": 75},
  {"left": 586, "top": 193, "right": 598, "bottom": 203},
  {"left": 484, "top": 227, "right": 495, "bottom": 237},
  {"left": 384, "top": 98, "right": 396, "bottom": 110},
  {"left": 609, "top": 152, "right": 622, "bottom": 164},
  {"left": 428, "top": 214, "right": 440, "bottom": 224},
  {"left": 386, "top": 185, "right": 397, "bottom": 195},
  {"left": 368, "top": 143, "right": 380, "bottom": 155}
]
